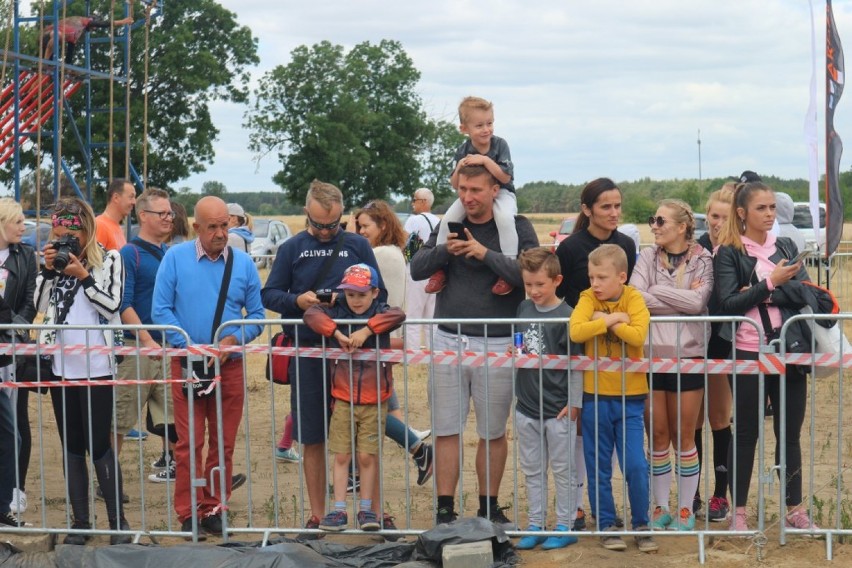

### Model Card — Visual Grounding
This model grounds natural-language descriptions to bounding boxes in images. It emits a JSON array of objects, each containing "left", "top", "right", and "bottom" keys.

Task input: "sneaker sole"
[
  {"left": 319, "top": 525, "right": 347, "bottom": 532},
  {"left": 148, "top": 475, "right": 175, "bottom": 483},
  {"left": 601, "top": 540, "right": 627, "bottom": 551},
  {"left": 360, "top": 522, "right": 380, "bottom": 531},
  {"left": 636, "top": 541, "right": 659, "bottom": 553},
  {"left": 276, "top": 456, "right": 301, "bottom": 463}
]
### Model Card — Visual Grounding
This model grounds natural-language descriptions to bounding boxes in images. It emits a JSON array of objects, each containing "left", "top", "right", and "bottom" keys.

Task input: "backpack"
[{"left": 403, "top": 214, "right": 434, "bottom": 263}]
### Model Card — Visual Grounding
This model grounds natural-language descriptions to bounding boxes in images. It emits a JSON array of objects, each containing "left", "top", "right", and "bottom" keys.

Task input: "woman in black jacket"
[
  {"left": 713, "top": 181, "right": 814, "bottom": 533},
  {"left": 0, "top": 199, "right": 37, "bottom": 520}
]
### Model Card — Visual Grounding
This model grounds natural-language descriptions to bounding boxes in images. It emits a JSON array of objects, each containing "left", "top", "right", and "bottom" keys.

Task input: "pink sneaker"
[
  {"left": 785, "top": 509, "right": 819, "bottom": 534},
  {"left": 729, "top": 509, "right": 748, "bottom": 532}
]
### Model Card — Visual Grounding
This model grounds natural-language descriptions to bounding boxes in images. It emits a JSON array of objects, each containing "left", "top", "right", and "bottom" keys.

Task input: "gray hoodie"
[{"left": 775, "top": 192, "right": 806, "bottom": 252}]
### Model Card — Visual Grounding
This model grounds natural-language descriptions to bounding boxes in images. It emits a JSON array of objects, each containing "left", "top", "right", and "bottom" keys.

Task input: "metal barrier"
[{"left": 0, "top": 314, "right": 848, "bottom": 563}]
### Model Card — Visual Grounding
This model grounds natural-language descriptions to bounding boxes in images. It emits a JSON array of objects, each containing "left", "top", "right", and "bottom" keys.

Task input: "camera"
[{"left": 50, "top": 234, "right": 82, "bottom": 271}]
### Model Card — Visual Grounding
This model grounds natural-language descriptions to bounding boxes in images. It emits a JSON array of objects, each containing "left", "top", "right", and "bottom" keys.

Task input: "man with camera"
[
  {"left": 96, "top": 179, "right": 136, "bottom": 252},
  {"left": 152, "top": 196, "right": 264, "bottom": 538},
  {"left": 261, "top": 180, "right": 384, "bottom": 535}
]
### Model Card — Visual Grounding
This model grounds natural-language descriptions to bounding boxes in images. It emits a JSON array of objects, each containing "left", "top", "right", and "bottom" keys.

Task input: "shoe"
[
  {"left": 730, "top": 509, "right": 749, "bottom": 532},
  {"left": 674, "top": 507, "right": 696, "bottom": 531},
  {"left": 347, "top": 474, "right": 361, "bottom": 494},
  {"left": 96, "top": 485, "right": 130, "bottom": 504},
  {"left": 634, "top": 526, "right": 659, "bottom": 553},
  {"left": 9, "top": 489, "right": 27, "bottom": 514},
  {"left": 125, "top": 428, "right": 148, "bottom": 441},
  {"left": 614, "top": 515, "right": 624, "bottom": 528},
  {"left": 181, "top": 517, "right": 208, "bottom": 541},
  {"left": 541, "top": 524, "right": 578, "bottom": 550},
  {"left": 63, "top": 520, "right": 92, "bottom": 545},
  {"left": 436, "top": 506, "right": 458, "bottom": 525},
  {"left": 693, "top": 495, "right": 703, "bottom": 516},
  {"left": 491, "top": 277, "right": 513, "bottom": 296},
  {"left": 231, "top": 473, "right": 247, "bottom": 491},
  {"left": 275, "top": 447, "right": 302, "bottom": 463},
  {"left": 151, "top": 451, "right": 173, "bottom": 469},
  {"left": 295, "top": 515, "right": 321, "bottom": 542},
  {"left": 785, "top": 509, "right": 819, "bottom": 533},
  {"left": 381, "top": 512, "right": 399, "bottom": 539},
  {"left": 600, "top": 526, "right": 627, "bottom": 551},
  {"left": 413, "top": 443, "right": 433, "bottom": 486},
  {"left": 319, "top": 510, "right": 348, "bottom": 532},
  {"left": 424, "top": 270, "right": 447, "bottom": 294},
  {"left": 572, "top": 508, "right": 586, "bottom": 531},
  {"left": 0, "top": 511, "right": 19, "bottom": 527},
  {"left": 708, "top": 496, "right": 730, "bottom": 523},
  {"left": 357, "top": 510, "right": 380, "bottom": 531},
  {"left": 200, "top": 513, "right": 223, "bottom": 536},
  {"left": 109, "top": 517, "right": 132, "bottom": 545},
  {"left": 148, "top": 461, "right": 176, "bottom": 482},
  {"left": 411, "top": 428, "right": 431, "bottom": 441},
  {"left": 649, "top": 506, "right": 673, "bottom": 530},
  {"left": 516, "top": 525, "right": 546, "bottom": 550},
  {"left": 477, "top": 505, "right": 515, "bottom": 531}
]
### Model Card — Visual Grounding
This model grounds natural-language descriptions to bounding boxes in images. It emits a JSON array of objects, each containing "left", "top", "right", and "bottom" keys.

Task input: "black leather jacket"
[
  {"left": 713, "top": 236, "right": 809, "bottom": 343},
  {"left": 3, "top": 242, "right": 38, "bottom": 326}
]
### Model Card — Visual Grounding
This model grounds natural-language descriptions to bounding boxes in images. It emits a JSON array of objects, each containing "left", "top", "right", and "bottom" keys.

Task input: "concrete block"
[
  {"left": 441, "top": 540, "right": 493, "bottom": 568},
  {"left": 0, "top": 531, "right": 55, "bottom": 553}
]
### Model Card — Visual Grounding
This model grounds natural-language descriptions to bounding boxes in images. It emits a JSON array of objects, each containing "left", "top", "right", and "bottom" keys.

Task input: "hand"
[
  {"left": 42, "top": 243, "right": 57, "bottom": 271},
  {"left": 769, "top": 259, "right": 799, "bottom": 287},
  {"left": 557, "top": 406, "right": 580, "bottom": 421},
  {"left": 460, "top": 154, "right": 487, "bottom": 167},
  {"left": 217, "top": 335, "right": 238, "bottom": 364},
  {"left": 62, "top": 253, "right": 89, "bottom": 280},
  {"left": 591, "top": 311, "right": 607, "bottom": 321},
  {"left": 141, "top": 335, "right": 162, "bottom": 360},
  {"left": 348, "top": 327, "right": 372, "bottom": 350},
  {"left": 446, "top": 229, "right": 487, "bottom": 260},
  {"left": 690, "top": 279, "right": 703, "bottom": 290},
  {"left": 333, "top": 329, "right": 354, "bottom": 352},
  {"left": 297, "top": 291, "right": 321, "bottom": 311}
]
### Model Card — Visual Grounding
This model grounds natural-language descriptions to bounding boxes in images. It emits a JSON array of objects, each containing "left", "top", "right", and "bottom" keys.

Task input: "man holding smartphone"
[
  {"left": 410, "top": 165, "right": 539, "bottom": 528},
  {"left": 261, "top": 180, "right": 384, "bottom": 536}
]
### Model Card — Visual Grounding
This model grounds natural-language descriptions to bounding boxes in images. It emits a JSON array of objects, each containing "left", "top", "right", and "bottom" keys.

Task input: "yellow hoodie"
[{"left": 569, "top": 285, "right": 650, "bottom": 397}]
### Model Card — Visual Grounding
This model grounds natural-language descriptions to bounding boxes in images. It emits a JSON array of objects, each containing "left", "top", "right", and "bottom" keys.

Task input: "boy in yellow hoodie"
[{"left": 569, "top": 244, "right": 656, "bottom": 553}]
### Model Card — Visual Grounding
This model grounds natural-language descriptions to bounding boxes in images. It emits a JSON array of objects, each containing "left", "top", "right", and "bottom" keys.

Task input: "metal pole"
[{"left": 697, "top": 128, "right": 702, "bottom": 181}]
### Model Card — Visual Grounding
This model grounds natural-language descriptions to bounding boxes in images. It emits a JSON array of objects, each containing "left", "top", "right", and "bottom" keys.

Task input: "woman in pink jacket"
[{"left": 630, "top": 199, "right": 714, "bottom": 532}]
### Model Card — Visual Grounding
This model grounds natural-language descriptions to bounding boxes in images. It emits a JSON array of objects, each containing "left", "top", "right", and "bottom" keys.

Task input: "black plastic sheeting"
[{"left": 0, "top": 518, "right": 519, "bottom": 568}]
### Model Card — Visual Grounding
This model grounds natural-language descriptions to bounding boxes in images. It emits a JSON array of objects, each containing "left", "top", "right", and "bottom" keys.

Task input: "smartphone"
[
  {"left": 447, "top": 222, "right": 467, "bottom": 240},
  {"left": 316, "top": 292, "right": 333, "bottom": 303},
  {"left": 790, "top": 250, "right": 810, "bottom": 265}
]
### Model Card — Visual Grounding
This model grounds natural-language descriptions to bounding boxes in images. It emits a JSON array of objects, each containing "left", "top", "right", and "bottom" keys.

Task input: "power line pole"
[{"left": 697, "top": 129, "right": 702, "bottom": 181}]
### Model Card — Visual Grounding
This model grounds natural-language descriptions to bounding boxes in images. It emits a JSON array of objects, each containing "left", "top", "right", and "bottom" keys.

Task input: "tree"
[
  {"left": 201, "top": 180, "right": 227, "bottom": 197},
  {"left": 5, "top": 1, "right": 259, "bottom": 195},
  {"left": 418, "top": 119, "right": 465, "bottom": 204},
  {"left": 246, "top": 40, "right": 450, "bottom": 206}
]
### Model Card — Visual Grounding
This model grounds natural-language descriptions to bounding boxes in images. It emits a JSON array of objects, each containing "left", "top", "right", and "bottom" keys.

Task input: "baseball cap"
[
  {"left": 738, "top": 170, "right": 762, "bottom": 183},
  {"left": 227, "top": 203, "right": 245, "bottom": 217},
  {"left": 337, "top": 263, "right": 379, "bottom": 292}
]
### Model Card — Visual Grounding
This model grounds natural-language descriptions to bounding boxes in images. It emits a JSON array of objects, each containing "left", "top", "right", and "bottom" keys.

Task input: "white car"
[
  {"left": 792, "top": 202, "right": 826, "bottom": 251},
  {"left": 251, "top": 219, "right": 292, "bottom": 268}
]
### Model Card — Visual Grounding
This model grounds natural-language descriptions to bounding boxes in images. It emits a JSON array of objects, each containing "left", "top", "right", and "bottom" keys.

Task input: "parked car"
[
  {"left": 792, "top": 202, "right": 826, "bottom": 251},
  {"left": 693, "top": 213, "right": 708, "bottom": 242},
  {"left": 251, "top": 218, "right": 292, "bottom": 268},
  {"left": 23, "top": 220, "right": 51, "bottom": 249},
  {"left": 548, "top": 216, "right": 578, "bottom": 251}
]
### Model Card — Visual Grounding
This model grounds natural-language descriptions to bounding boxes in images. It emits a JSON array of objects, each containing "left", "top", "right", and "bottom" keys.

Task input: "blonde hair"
[
  {"left": 0, "top": 198, "right": 23, "bottom": 243},
  {"left": 518, "top": 247, "right": 561, "bottom": 278},
  {"left": 705, "top": 182, "right": 736, "bottom": 214},
  {"left": 588, "top": 244, "right": 628, "bottom": 274},
  {"left": 717, "top": 181, "right": 774, "bottom": 252},
  {"left": 458, "top": 96, "right": 493, "bottom": 124},
  {"left": 52, "top": 197, "right": 103, "bottom": 268},
  {"left": 305, "top": 179, "right": 343, "bottom": 211}
]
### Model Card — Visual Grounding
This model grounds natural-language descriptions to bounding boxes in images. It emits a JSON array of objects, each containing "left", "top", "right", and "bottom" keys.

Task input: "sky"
[{"left": 61, "top": 2, "right": 852, "bottom": 193}]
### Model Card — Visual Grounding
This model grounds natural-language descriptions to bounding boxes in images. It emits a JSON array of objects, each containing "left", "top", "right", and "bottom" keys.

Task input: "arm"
[
  {"left": 303, "top": 305, "right": 337, "bottom": 337},
  {"left": 152, "top": 251, "right": 185, "bottom": 348},
  {"left": 629, "top": 248, "right": 677, "bottom": 314},
  {"left": 13, "top": 246, "right": 38, "bottom": 323},
  {"left": 569, "top": 293, "right": 609, "bottom": 343},
  {"left": 82, "top": 250, "right": 124, "bottom": 318},
  {"left": 647, "top": 255, "right": 714, "bottom": 315},
  {"left": 611, "top": 290, "right": 650, "bottom": 347},
  {"left": 261, "top": 244, "right": 303, "bottom": 316},
  {"left": 367, "top": 305, "right": 406, "bottom": 335},
  {"left": 714, "top": 246, "right": 771, "bottom": 315},
  {"left": 456, "top": 217, "right": 538, "bottom": 287}
]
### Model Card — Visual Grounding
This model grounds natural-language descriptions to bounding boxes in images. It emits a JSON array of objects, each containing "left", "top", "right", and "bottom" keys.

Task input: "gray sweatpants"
[{"left": 515, "top": 409, "right": 579, "bottom": 527}]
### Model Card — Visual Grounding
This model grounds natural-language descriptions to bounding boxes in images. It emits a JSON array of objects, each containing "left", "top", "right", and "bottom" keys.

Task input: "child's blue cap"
[{"left": 337, "top": 263, "right": 379, "bottom": 292}]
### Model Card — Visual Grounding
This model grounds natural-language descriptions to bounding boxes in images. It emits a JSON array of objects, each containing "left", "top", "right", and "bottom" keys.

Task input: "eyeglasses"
[
  {"left": 143, "top": 209, "right": 176, "bottom": 220},
  {"left": 307, "top": 214, "right": 341, "bottom": 231},
  {"left": 412, "top": 198, "right": 426, "bottom": 202},
  {"left": 648, "top": 216, "right": 669, "bottom": 228}
]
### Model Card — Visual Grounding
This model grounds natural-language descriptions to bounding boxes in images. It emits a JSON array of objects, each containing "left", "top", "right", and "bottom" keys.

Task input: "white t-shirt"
[
  {"left": 53, "top": 287, "right": 111, "bottom": 379},
  {"left": 404, "top": 212, "right": 440, "bottom": 242}
]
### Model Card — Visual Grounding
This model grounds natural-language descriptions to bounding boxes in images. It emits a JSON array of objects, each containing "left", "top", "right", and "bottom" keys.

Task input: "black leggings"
[
  {"left": 15, "top": 389, "right": 31, "bottom": 490},
  {"left": 49, "top": 381, "right": 113, "bottom": 460},
  {"left": 728, "top": 350, "right": 807, "bottom": 508}
]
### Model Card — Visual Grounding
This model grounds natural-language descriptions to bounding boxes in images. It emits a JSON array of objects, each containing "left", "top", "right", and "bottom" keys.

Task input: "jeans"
[{"left": 0, "top": 392, "right": 19, "bottom": 514}]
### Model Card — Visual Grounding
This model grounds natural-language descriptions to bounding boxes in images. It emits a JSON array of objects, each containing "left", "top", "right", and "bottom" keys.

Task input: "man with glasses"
[
  {"left": 404, "top": 188, "right": 440, "bottom": 351},
  {"left": 262, "top": 179, "right": 385, "bottom": 536},
  {"left": 96, "top": 178, "right": 137, "bottom": 252}
]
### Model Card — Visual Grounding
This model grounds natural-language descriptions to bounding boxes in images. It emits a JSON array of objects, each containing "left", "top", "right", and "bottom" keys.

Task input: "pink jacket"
[{"left": 630, "top": 244, "right": 714, "bottom": 359}]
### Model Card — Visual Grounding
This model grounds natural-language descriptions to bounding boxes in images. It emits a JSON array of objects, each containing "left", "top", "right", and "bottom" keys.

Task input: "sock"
[
  {"left": 437, "top": 495, "right": 454, "bottom": 512},
  {"left": 651, "top": 448, "right": 673, "bottom": 508},
  {"left": 278, "top": 414, "right": 294, "bottom": 450},
  {"left": 574, "top": 435, "right": 585, "bottom": 511},
  {"left": 334, "top": 500, "right": 346, "bottom": 512},
  {"left": 675, "top": 447, "right": 701, "bottom": 512},
  {"left": 694, "top": 428, "right": 703, "bottom": 500},
  {"left": 712, "top": 426, "right": 732, "bottom": 499},
  {"left": 479, "top": 495, "right": 498, "bottom": 515},
  {"left": 359, "top": 498, "right": 371, "bottom": 511}
]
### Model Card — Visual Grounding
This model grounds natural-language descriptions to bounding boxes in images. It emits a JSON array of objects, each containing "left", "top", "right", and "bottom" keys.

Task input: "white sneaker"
[
  {"left": 149, "top": 461, "right": 176, "bottom": 483},
  {"left": 411, "top": 428, "right": 431, "bottom": 441},
  {"left": 9, "top": 489, "right": 27, "bottom": 514}
]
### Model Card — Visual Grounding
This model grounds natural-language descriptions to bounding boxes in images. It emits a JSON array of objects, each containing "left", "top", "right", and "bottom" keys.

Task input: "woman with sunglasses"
[
  {"left": 554, "top": 177, "right": 636, "bottom": 530},
  {"left": 630, "top": 199, "right": 713, "bottom": 531},
  {"left": 713, "top": 181, "right": 815, "bottom": 533},
  {"left": 34, "top": 197, "right": 130, "bottom": 545}
]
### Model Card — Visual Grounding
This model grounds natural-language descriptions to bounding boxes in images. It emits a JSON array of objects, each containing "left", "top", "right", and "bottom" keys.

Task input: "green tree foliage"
[
  {"left": 5, "top": 0, "right": 258, "bottom": 197},
  {"left": 202, "top": 180, "right": 227, "bottom": 197},
  {"left": 246, "top": 39, "right": 456, "bottom": 207}
]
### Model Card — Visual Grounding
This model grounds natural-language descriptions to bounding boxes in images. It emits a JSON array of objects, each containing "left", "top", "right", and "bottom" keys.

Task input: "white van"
[{"left": 792, "top": 202, "right": 826, "bottom": 251}]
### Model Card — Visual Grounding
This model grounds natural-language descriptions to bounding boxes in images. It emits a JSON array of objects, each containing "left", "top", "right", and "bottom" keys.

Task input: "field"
[{"left": 10, "top": 213, "right": 852, "bottom": 567}]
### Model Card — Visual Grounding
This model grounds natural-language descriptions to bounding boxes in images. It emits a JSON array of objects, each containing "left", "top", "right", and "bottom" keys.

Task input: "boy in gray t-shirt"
[{"left": 513, "top": 248, "right": 582, "bottom": 551}]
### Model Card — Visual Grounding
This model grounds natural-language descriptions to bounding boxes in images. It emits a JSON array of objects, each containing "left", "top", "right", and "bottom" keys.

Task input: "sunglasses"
[
  {"left": 143, "top": 209, "right": 176, "bottom": 221},
  {"left": 52, "top": 199, "right": 85, "bottom": 215},
  {"left": 648, "top": 216, "right": 669, "bottom": 228},
  {"left": 307, "top": 214, "right": 341, "bottom": 231}
]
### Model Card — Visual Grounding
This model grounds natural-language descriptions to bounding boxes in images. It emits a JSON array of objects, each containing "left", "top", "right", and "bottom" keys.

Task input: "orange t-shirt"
[{"left": 96, "top": 214, "right": 126, "bottom": 251}]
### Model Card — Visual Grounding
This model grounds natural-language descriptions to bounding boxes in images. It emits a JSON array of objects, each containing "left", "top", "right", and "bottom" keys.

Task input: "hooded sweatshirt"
[
  {"left": 775, "top": 192, "right": 806, "bottom": 253},
  {"left": 737, "top": 233, "right": 782, "bottom": 351},
  {"left": 228, "top": 226, "right": 255, "bottom": 253}
]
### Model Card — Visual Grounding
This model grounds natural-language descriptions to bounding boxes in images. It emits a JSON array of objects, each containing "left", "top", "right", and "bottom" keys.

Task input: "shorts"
[
  {"left": 649, "top": 360, "right": 705, "bottom": 392},
  {"left": 327, "top": 400, "right": 388, "bottom": 455},
  {"left": 387, "top": 389, "right": 400, "bottom": 412},
  {"left": 429, "top": 328, "right": 513, "bottom": 439},
  {"left": 707, "top": 324, "right": 732, "bottom": 360},
  {"left": 290, "top": 355, "right": 332, "bottom": 445},
  {"left": 114, "top": 340, "right": 173, "bottom": 432}
]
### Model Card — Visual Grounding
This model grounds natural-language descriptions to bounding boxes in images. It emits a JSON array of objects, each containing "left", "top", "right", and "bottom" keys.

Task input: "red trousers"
[{"left": 170, "top": 358, "right": 245, "bottom": 522}]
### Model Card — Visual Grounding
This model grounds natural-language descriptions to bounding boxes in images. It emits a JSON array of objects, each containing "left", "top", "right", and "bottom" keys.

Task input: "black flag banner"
[{"left": 826, "top": 0, "right": 845, "bottom": 258}]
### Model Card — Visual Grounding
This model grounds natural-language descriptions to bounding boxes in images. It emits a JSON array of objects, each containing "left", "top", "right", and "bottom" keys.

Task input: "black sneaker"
[
  {"left": 151, "top": 451, "right": 173, "bottom": 469},
  {"left": 477, "top": 505, "right": 515, "bottom": 531},
  {"left": 181, "top": 518, "right": 208, "bottom": 542},
  {"left": 109, "top": 517, "right": 132, "bottom": 545},
  {"left": 436, "top": 506, "right": 458, "bottom": 525},
  {"left": 0, "top": 511, "right": 19, "bottom": 527},
  {"left": 572, "top": 508, "right": 586, "bottom": 531},
  {"left": 347, "top": 474, "right": 361, "bottom": 494},
  {"left": 63, "top": 520, "right": 91, "bottom": 545},
  {"left": 413, "top": 443, "right": 433, "bottom": 486},
  {"left": 231, "top": 473, "right": 247, "bottom": 491},
  {"left": 693, "top": 495, "right": 704, "bottom": 516},
  {"left": 200, "top": 513, "right": 223, "bottom": 536}
]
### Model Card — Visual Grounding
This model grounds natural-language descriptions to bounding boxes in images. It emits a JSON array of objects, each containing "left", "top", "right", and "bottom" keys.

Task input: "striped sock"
[
  {"left": 651, "top": 449, "right": 672, "bottom": 508},
  {"left": 676, "top": 447, "right": 701, "bottom": 512}
]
